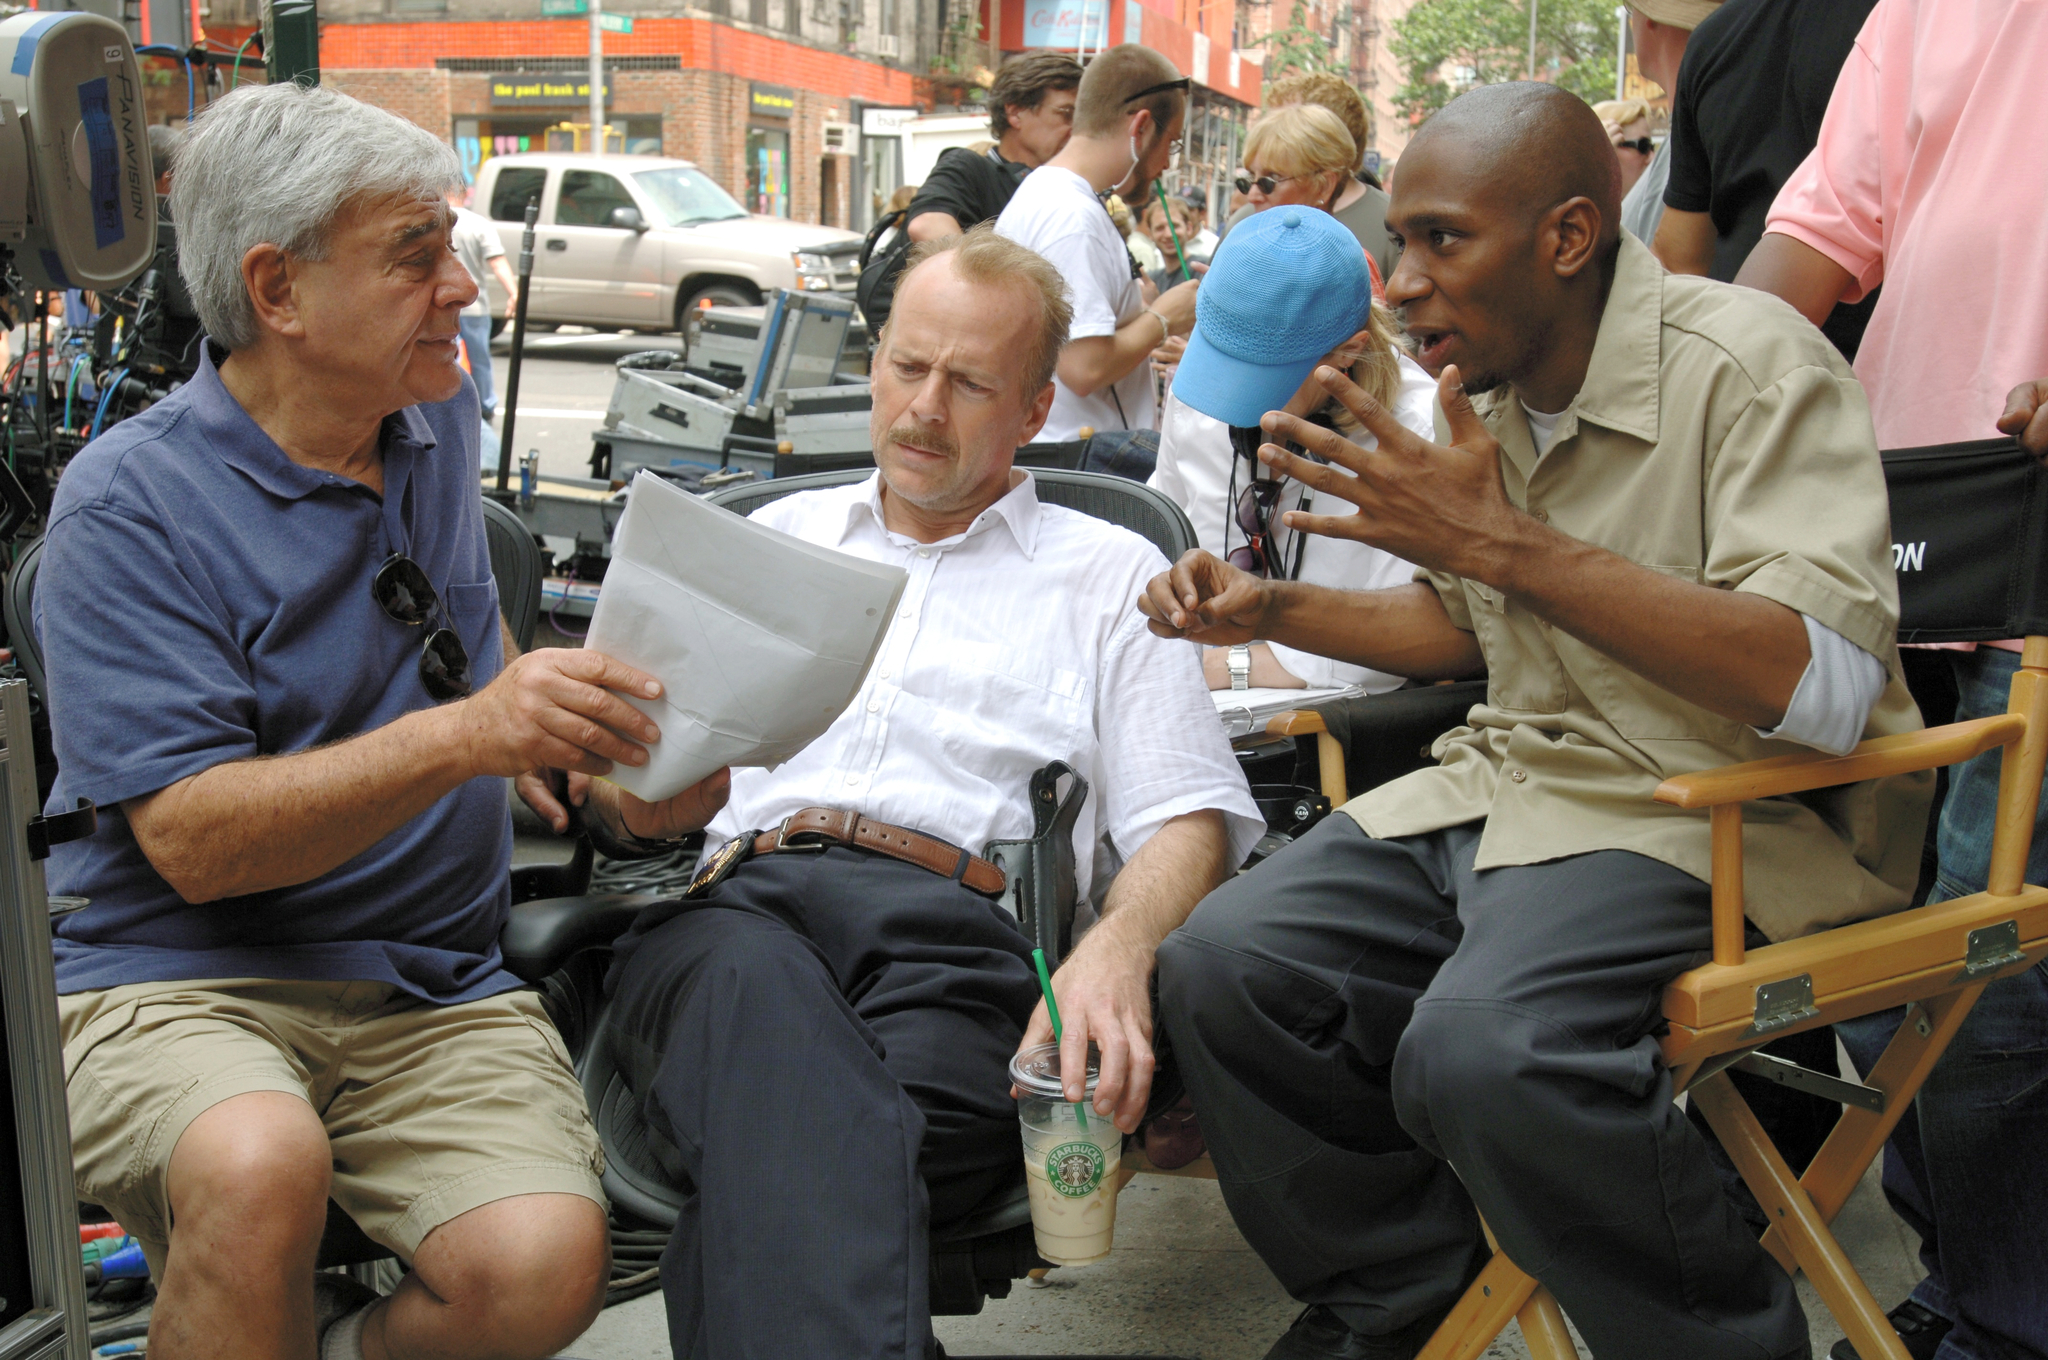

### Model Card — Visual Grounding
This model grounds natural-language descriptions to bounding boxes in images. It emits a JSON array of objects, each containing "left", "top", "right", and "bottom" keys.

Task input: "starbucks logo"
[{"left": 1046, "top": 1141, "right": 1106, "bottom": 1198}]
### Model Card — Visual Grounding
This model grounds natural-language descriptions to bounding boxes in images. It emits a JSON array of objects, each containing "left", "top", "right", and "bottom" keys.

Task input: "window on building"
[
  {"left": 745, "top": 128, "right": 791, "bottom": 218},
  {"left": 489, "top": 166, "right": 548, "bottom": 221},
  {"left": 556, "top": 170, "right": 638, "bottom": 225}
]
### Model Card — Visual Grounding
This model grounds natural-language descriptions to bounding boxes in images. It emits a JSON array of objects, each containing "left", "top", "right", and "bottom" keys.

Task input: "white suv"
[{"left": 471, "top": 153, "right": 863, "bottom": 333}]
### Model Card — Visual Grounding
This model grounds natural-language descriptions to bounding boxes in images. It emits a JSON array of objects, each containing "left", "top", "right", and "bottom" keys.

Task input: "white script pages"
[{"left": 585, "top": 471, "right": 908, "bottom": 802}]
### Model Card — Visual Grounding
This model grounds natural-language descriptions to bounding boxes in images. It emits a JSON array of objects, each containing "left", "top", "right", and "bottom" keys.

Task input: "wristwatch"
[
  {"left": 1228, "top": 644, "right": 1252, "bottom": 691},
  {"left": 572, "top": 798, "right": 690, "bottom": 862}
]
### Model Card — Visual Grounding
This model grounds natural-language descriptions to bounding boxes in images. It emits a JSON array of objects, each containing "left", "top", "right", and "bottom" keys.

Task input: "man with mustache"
[
  {"left": 600, "top": 224, "right": 1262, "bottom": 1359},
  {"left": 1141, "top": 83, "right": 1927, "bottom": 1360}
]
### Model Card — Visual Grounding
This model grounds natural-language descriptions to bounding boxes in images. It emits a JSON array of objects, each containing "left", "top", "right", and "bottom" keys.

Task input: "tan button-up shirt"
[{"left": 1344, "top": 234, "right": 1932, "bottom": 941}]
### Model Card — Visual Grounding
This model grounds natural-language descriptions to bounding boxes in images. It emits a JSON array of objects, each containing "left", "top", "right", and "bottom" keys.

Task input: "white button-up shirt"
[{"left": 704, "top": 471, "right": 1265, "bottom": 903}]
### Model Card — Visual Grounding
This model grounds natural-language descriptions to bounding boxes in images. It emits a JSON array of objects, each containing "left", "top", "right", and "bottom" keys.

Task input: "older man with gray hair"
[{"left": 41, "top": 83, "right": 728, "bottom": 1360}]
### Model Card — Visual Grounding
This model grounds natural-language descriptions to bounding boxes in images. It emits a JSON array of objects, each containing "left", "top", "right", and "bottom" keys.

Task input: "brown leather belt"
[{"left": 751, "top": 807, "right": 1007, "bottom": 897}]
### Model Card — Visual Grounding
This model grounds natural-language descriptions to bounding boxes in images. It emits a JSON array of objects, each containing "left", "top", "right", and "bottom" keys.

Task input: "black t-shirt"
[
  {"left": 1663, "top": 0, "right": 1879, "bottom": 355},
  {"left": 906, "top": 146, "right": 1029, "bottom": 234}
]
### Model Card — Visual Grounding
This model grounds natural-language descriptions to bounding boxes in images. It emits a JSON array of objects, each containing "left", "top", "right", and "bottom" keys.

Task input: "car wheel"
[
  {"left": 489, "top": 316, "right": 507, "bottom": 339},
  {"left": 681, "top": 281, "right": 761, "bottom": 317}
]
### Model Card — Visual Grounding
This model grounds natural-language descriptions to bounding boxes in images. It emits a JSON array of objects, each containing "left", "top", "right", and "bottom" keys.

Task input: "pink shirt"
[{"left": 1767, "top": 0, "right": 2048, "bottom": 452}]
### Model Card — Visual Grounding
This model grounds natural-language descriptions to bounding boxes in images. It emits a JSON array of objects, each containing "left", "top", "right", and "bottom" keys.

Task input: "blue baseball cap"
[{"left": 1170, "top": 207, "right": 1373, "bottom": 428}]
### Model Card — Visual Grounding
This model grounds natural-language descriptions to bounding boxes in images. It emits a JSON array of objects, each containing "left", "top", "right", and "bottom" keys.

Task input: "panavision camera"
[{"left": 0, "top": 9, "right": 155, "bottom": 294}]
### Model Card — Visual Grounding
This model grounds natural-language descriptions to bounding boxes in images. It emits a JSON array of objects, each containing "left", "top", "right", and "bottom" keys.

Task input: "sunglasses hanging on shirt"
[
  {"left": 1225, "top": 424, "right": 1314, "bottom": 582},
  {"left": 373, "top": 555, "right": 474, "bottom": 701}
]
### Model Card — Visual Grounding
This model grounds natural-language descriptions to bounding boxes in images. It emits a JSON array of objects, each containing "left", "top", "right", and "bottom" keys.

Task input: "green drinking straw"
[
  {"left": 1153, "top": 179, "right": 1192, "bottom": 280},
  {"left": 1031, "top": 947, "right": 1090, "bottom": 1131}
]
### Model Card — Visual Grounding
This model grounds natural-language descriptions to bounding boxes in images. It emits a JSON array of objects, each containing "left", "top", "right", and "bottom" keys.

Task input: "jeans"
[
  {"left": 1837, "top": 646, "right": 2048, "bottom": 1360},
  {"left": 1081, "top": 427, "right": 1160, "bottom": 481},
  {"left": 457, "top": 314, "right": 496, "bottom": 419}
]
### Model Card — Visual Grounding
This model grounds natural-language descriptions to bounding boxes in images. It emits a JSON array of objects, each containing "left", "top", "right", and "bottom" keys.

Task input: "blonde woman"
[
  {"left": 1222, "top": 73, "right": 1398, "bottom": 282},
  {"left": 1592, "top": 97, "right": 1656, "bottom": 197},
  {"left": 1236, "top": 104, "right": 1382, "bottom": 294},
  {"left": 1148, "top": 209, "right": 1434, "bottom": 694}
]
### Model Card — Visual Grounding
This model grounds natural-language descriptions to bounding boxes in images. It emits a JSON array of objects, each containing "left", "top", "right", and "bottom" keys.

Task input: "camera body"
[{"left": 0, "top": 9, "right": 155, "bottom": 295}]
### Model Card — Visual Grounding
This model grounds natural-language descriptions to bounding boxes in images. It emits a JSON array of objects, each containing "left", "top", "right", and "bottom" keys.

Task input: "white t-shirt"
[
  {"left": 1149, "top": 351, "right": 1439, "bottom": 692},
  {"left": 450, "top": 205, "right": 506, "bottom": 320},
  {"left": 1521, "top": 401, "right": 1566, "bottom": 456},
  {"left": 996, "top": 166, "right": 1157, "bottom": 441}
]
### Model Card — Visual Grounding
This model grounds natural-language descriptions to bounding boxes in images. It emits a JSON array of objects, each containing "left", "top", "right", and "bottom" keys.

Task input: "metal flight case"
[{"left": 0, "top": 678, "right": 91, "bottom": 1360}]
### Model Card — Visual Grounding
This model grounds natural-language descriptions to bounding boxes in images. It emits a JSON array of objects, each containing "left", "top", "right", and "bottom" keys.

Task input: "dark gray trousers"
[
  {"left": 1155, "top": 815, "right": 1808, "bottom": 1360},
  {"left": 606, "top": 847, "right": 1043, "bottom": 1360}
]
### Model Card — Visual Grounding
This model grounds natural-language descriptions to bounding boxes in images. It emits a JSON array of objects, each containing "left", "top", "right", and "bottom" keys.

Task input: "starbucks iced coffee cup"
[{"left": 1009, "top": 1042, "right": 1123, "bottom": 1267}]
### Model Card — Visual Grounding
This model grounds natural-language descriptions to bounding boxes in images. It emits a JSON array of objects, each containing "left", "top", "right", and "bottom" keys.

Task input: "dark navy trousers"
[
  {"left": 606, "top": 847, "right": 1042, "bottom": 1360},
  {"left": 1156, "top": 815, "right": 1808, "bottom": 1360}
]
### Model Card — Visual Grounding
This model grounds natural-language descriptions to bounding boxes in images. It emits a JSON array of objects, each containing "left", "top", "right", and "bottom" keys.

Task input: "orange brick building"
[{"left": 317, "top": 18, "right": 920, "bottom": 229}]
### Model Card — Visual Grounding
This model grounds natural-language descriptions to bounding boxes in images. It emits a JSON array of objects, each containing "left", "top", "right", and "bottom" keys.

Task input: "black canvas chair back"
[
  {"left": 706, "top": 466, "right": 1197, "bottom": 563},
  {"left": 1884, "top": 436, "right": 2048, "bottom": 641}
]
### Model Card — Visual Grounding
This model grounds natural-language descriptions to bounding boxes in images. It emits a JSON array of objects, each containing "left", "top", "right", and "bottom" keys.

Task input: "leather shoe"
[
  {"left": 1140, "top": 1093, "right": 1206, "bottom": 1171},
  {"left": 1261, "top": 1303, "right": 1452, "bottom": 1360},
  {"left": 1828, "top": 1299, "right": 1952, "bottom": 1360}
]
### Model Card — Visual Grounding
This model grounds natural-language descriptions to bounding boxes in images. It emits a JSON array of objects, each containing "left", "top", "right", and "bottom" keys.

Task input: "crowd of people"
[{"left": 29, "top": 1, "right": 2048, "bottom": 1358}]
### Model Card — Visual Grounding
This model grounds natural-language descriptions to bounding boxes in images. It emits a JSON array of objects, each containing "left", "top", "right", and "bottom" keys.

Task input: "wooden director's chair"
[{"left": 1258, "top": 436, "right": 2048, "bottom": 1360}]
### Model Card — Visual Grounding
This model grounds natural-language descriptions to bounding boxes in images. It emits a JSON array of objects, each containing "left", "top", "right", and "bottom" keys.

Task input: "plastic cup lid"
[{"left": 1008, "top": 1041, "right": 1101, "bottom": 1098}]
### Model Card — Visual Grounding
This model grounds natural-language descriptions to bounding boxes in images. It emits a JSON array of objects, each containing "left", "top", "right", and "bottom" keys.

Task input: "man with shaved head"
[{"left": 1147, "top": 82, "right": 1925, "bottom": 1359}]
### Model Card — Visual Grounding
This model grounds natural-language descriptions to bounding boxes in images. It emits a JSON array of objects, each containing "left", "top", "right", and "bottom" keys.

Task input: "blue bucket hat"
[{"left": 1170, "top": 207, "right": 1373, "bottom": 428}]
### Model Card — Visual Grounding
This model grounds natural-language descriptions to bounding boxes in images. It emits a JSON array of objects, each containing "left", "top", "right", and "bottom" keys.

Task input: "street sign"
[
  {"left": 540, "top": 0, "right": 588, "bottom": 14},
  {"left": 599, "top": 12, "right": 632, "bottom": 31}
]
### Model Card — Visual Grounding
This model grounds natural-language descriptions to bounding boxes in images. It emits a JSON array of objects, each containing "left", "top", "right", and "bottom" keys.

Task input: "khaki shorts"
[{"left": 60, "top": 979, "right": 605, "bottom": 1277}]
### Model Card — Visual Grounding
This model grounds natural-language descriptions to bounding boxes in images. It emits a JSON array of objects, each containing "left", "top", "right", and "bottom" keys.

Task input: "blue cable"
[
  {"left": 63, "top": 357, "right": 86, "bottom": 432},
  {"left": 89, "top": 368, "right": 128, "bottom": 440},
  {"left": 135, "top": 46, "right": 196, "bottom": 122}
]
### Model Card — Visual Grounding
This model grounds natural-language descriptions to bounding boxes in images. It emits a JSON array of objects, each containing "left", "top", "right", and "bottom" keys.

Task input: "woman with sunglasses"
[
  {"left": 1147, "top": 206, "right": 1434, "bottom": 695},
  {"left": 1236, "top": 104, "right": 1385, "bottom": 297},
  {"left": 1593, "top": 97, "right": 1657, "bottom": 198}
]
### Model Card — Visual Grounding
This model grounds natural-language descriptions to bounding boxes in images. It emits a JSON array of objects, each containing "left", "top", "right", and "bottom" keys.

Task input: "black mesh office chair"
[{"left": 4, "top": 535, "right": 48, "bottom": 705}]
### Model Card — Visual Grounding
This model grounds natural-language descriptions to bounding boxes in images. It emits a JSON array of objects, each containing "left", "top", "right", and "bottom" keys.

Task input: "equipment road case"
[{"left": 0, "top": 677, "right": 91, "bottom": 1360}]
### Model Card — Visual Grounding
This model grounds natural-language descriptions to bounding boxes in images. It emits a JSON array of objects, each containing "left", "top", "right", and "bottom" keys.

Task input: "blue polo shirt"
[{"left": 42, "top": 343, "right": 516, "bottom": 1003}]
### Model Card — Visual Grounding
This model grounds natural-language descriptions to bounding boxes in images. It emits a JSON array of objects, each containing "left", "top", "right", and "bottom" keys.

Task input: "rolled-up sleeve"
[
  {"left": 1765, "top": 35, "right": 1886, "bottom": 302},
  {"left": 40, "top": 501, "right": 259, "bottom": 807},
  {"left": 1706, "top": 364, "right": 1900, "bottom": 660},
  {"left": 1095, "top": 607, "right": 1264, "bottom": 866},
  {"left": 1418, "top": 567, "right": 1476, "bottom": 632}
]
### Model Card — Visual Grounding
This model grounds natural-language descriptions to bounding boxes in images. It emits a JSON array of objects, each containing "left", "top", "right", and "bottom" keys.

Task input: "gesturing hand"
[
  {"left": 457, "top": 647, "right": 663, "bottom": 784},
  {"left": 1137, "top": 549, "right": 1270, "bottom": 644},
  {"left": 1999, "top": 379, "right": 2048, "bottom": 462},
  {"left": 1258, "top": 363, "right": 1526, "bottom": 580}
]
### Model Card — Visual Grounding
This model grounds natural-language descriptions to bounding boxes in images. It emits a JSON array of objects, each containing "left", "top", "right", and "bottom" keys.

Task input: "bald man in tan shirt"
[{"left": 1143, "top": 83, "right": 1924, "bottom": 1360}]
